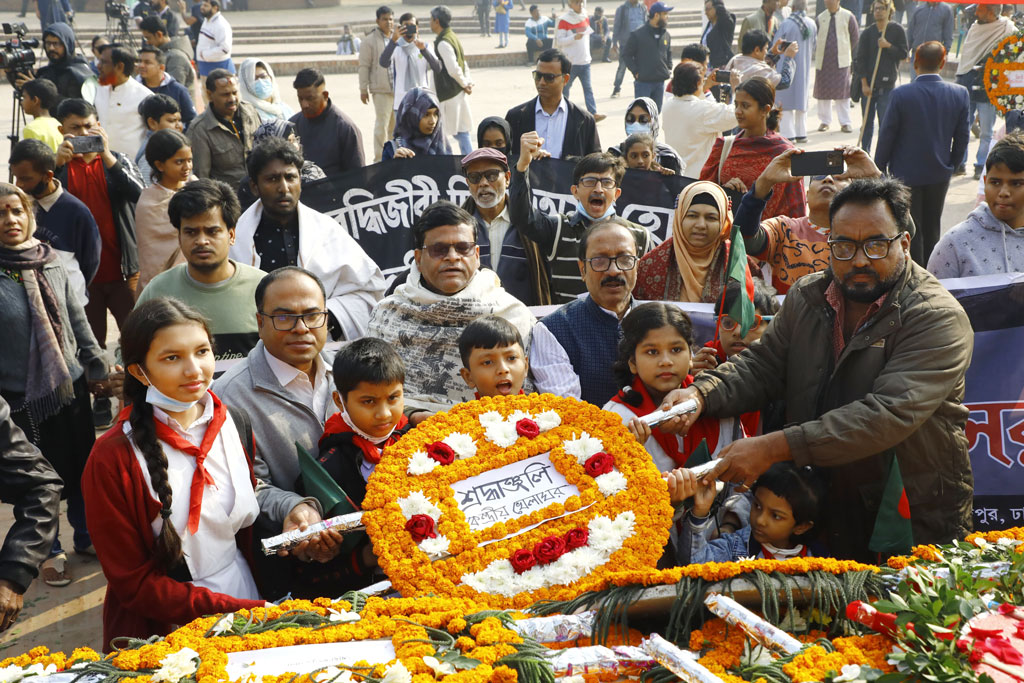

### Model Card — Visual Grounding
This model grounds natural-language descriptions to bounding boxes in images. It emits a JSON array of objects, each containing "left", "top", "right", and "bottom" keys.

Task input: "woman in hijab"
[
  {"left": 236, "top": 120, "right": 327, "bottom": 209},
  {"left": 634, "top": 181, "right": 736, "bottom": 302},
  {"left": 477, "top": 116, "right": 512, "bottom": 156},
  {"left": 609, "top": 97, "right": 685, "bottom": 174},
  {"left": 0, "top": 183, "right": 108, "bottom": 586},
  {"left": 383, "top": 87, "right": 452, "bottom": 160},
  {"left": 238, "top": 59, "right": 293, "bottom": 124}
]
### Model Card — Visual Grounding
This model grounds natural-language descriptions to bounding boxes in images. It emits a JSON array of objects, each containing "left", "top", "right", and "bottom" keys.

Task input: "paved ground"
[{"left": 0, "top": 0, "right": 991, "bottom": 658}]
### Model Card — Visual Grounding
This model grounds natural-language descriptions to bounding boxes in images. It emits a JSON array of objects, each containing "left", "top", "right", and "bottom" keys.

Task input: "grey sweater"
[
  {"left": 928, "top": 203, "right": 1024, "bottom": 278},
  {"left": 212, "top": 341, "right": 325, "bottom": 524},
  {"left": 0, "top": 257, "right": 107, "bottom": 398}
]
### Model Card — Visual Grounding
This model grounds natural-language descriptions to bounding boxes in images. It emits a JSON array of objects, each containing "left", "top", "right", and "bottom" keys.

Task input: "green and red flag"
[
  {"left": 723, "top": 222, "right": 756, "bottom": 337},
  {"left": 868, "top": 454, "right": 913, "bottom": 555}
]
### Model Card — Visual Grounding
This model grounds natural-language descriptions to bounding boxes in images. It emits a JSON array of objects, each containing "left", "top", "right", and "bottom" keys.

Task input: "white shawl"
[{"left": 957, "top": 16, "right": 1015, "bottom": 75}]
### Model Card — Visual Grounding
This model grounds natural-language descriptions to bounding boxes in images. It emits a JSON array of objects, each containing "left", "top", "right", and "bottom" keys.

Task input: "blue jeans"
[
  {"left": 564, "top": 63, "right": 597, "bottom": 115},
  {"left": 963, "top": 100, "right": 997, "bottom": 170},
  {"left": 454, "top": 131, "right": 473, "bottom": 155},
  {"left": 614, "top": 54, "right": 628, "bottom": 90},
  {"left": 859, "top": 88, "right": 891, "bottom": 154},
  {"left": 50, "top": 490, "right": 90, "bottom": 557},
  {"left": 633, "top": 80, "right": 665, "bottom": 111}
]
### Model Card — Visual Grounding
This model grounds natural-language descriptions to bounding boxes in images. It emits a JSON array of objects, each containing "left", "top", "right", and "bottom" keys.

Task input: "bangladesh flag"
[
  {"left": 868, "top": 455, "right": 913, "bottom": 555},
  {"left": 724, "top": 222, "right": 756, "bottom": 337}
]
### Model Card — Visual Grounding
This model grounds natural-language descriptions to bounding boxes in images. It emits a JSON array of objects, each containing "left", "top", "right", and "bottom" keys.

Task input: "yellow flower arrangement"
[
  {"left": 362, "top": 394, "right": 674, "bottom": 609},
  {"left": 965, "top": 525, "right": 1024, "bottom": 545},
  {"left": 984, "top": 34, "right": 1024, "bottom": 113}
]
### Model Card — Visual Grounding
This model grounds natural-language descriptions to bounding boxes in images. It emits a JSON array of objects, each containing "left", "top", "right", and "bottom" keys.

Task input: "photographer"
[
  {"left": 17, "top": 23, "right": 96, "bottom": 102},
  {"left": 661, "top": 61, "right": 737, "bottom": 174}
]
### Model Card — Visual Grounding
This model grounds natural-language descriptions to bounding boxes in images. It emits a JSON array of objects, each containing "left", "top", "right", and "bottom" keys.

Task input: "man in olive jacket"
[{"left": 661, "top": 177, "right": 974, "bottom": 562}]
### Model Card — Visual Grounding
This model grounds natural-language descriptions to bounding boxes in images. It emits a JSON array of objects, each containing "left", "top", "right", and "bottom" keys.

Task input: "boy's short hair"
[
  {"left": 139, "top": 93, "right": 180, "bottom": 127},
  {"left": 22, "top": 78, "right": 59, "bottom": 110},
  {"left": 741, "top": 29, "right": 769, "bottom": 56},
  {"left": 333, "top": 337, "right": 406, "bottom": 398},
  {"left": 715, "top": 277, "right": 780, "bottom": 317},
  {"left": 752, "top": 462, "right": 828, "bottom": 529},
  {"left": 986, "top": 131, "right": 1024, "bottom": 173},
  {"left": 458, "top": 315, "right": 524, "bottom": 367}
]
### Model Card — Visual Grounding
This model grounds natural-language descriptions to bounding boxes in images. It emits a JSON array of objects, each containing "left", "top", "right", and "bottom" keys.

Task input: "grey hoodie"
[{"left": 928, "top": 203, "right": 1024, "bottom": 278}]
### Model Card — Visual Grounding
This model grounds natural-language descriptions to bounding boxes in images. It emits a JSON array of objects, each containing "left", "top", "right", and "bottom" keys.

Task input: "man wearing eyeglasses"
[
  {"left": 660, "top": 177, "right": 974, "bottom": 562},
  {"left": 138, "top": 179, "right": 264, "bottom": 377},
  {"left": 504, "top": 48, "right": 601, "bottom": 160},
  {"left": 510, "top": 145, "right": 652, "bottom": 304},
  {"left": 230, "top": 137, "right": 386, "bottom": 341},
  {"left": 531, "top": 218, "right": 640, "bottom": 405},
  {"left": 367, "top": 201, "right": 535, "bottom": 416}
]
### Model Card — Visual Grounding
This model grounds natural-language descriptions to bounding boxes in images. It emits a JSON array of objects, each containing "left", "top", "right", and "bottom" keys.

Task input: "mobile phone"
[
  {"left": 403, "top": 23, "right": 417, "bottom": 38},
  {"left": 714, "top": 69, "right": 731, "bottom": 83},
  {"left": 778, "top": 40, "right": 793, "bottom": 50},
  {"left": 70, "top": 135, "right": 104, "bottom": 154},
  {"left": 790, "top": 150, "right": 845, "bottom": 177}
]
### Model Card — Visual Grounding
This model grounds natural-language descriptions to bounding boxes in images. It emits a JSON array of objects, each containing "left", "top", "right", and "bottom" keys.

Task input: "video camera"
[
  {"left": 105, "top": 0, "right": 131, "bottom": 21},
  {"left": 0, "top": 23, "right": 38, "bottom": 88}
]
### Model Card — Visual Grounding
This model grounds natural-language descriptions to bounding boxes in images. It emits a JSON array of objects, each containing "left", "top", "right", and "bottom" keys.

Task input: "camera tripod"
[
  {"left": 106, "top": 12, "right": 137, "bottom": 48},
  {"left": 7, "top": 88, "right": 25, "bottom": 183}
]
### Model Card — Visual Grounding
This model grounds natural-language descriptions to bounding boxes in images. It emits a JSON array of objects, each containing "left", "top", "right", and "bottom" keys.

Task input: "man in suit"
[
  {"left": 875, "top": 41, "right": 969, "bottom": 266},
  {"left": 505, "top": 48, "right": 601, "bottom": 160},
  {"left": 738, "top": 0, "right": 779, "bottom": 51}
]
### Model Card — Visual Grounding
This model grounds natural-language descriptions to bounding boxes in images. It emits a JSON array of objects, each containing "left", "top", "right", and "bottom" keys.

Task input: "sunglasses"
[
  {"left": 422, "top": 241, "right": 476, "bottom": 259},
  {"left": 718, "top": 313, "right": 773, "bottom": 332},
  {"left": 466, "top": 169, "right": 503, "bottom": 184},
  {"left": 532, "top": 70, "right": 562, "bottom": 83}
]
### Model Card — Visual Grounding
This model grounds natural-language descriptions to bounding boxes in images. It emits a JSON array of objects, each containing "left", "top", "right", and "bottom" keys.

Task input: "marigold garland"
[
  {"left": 984, "top": 34, "right": 1024, "bottom": 113},
  {"left": 362, "top": 394, "right": 674, "bottom": 609}
]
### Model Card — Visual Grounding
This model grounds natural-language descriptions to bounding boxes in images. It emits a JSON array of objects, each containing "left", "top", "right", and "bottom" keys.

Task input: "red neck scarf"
[
  {"left": 150, "top": 393, "right": 226, "bottom": 535},
  {"left": 322, "top": 412, "right": 409, "bottom": 465}
]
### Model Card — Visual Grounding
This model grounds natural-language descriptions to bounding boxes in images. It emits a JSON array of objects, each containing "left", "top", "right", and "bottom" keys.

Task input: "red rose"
[
  {"left": 515, "top": 418, "right": 540, "bottom": 439},
  {"left": 510, "top": 549, "right": 537, "bottom": 574},
  {"left": 426, "top": 441, "right": 456, "bottom": 465},
  {"left": 404, "top": 514, "right": 437, "bottom": 542},
  {"left": 564, "top": 527, "right": 589, "bottom": 550},
  {"left": 533, "top": 535, "right": 566, "bottom": 564},
  {"left": 584, "top": 452, "right": 615, "bottom": 477}
]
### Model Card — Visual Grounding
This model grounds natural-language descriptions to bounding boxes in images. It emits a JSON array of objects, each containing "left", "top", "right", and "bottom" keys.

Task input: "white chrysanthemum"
[
  {"left": 398, "top": 491, "right": 442, "bottom": 521},
  {"left": 327, "top": 608, "right": 361, "bottom": 623},
  {"left": 479, "top": 411, "right": 504, "bottom": 428},
  {"left": 422, "top": 656, "right": 455, "bottom": 677},
  {"left": 595, "top": 471, "right": 628, "bottom": 497},
  {"left": 485, "top": 421, "right": 519, "bottom": 447},
  {"left": 407, "top": 450, "right": 439, "bottom": 475},
  {"left": 833, "top": 664, "right": 864, "bottom": 682},
  {"left": 380, "top": 661, "right": 412, "bottom": 683},
  {"left": 152, "top": 648, "right": 199, "bottom": 683},
  {"left": 563, "top": 432, "right": 604, "bottom": 463},
  {"left": 0, "top": 665, "right": 26, "bottom": 683},
  {"left": 535, "top": 410, "right": 561, "bottom": 431},
  {"left": 313, "top": 667, "right": 353, "bottom": 682},
  {"left": 21, "top": 665, "right": 56, "bottom": 679},
  {"left": 443, "top": 432, "right": 477, "bottom": 459},
  {"left": 418, "top": 535, "right": 451, "bottom": 557},
  {"left": 210, "top": 613, "right": 235, "bottom": 635},
  {"left": 568, "top": 547, "right": 603, "bottom": 572}
]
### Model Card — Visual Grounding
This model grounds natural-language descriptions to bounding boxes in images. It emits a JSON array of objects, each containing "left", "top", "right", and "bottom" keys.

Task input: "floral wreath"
[
  {"left": 361, "top": 394, "right": 675, "bottom": 609},
  {"left": 0, "top": 596, "right": 543, "bottom": 683},
  {"left": 984, "top": 32, "right": 1024, "bottom": 114}
]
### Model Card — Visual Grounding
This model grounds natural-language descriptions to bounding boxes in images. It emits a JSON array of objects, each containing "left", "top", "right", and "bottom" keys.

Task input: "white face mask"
[{"left": 139, "top": 368, "right": 203, "bottom": 412}]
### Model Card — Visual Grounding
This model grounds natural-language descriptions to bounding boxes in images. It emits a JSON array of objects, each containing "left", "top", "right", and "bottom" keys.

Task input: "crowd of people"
[{"left": 1, "top": 0, "right": 1023, "bottom": 654}]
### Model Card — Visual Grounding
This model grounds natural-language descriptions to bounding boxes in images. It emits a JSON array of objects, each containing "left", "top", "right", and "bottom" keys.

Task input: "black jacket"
[
  {"left": 623, "top": 23, "right": 673, "bottom": 82},
  {"left": 505, "top": 96, "right": 601, "bottom": 161},
  {"left": 856, "top": 22, "right": 909, "bottom": 93},
  {"left": 0, "top": 396, "right": 62, "bottom": 593},
  {"left": 56, "top": 151, "right": 144, "bottom": 279},
  {"left": 704, "top": 10, "right": 736, "bottom": 68},
  {"left": 36, "top": 23, "right": 95, "bottom": 101}
]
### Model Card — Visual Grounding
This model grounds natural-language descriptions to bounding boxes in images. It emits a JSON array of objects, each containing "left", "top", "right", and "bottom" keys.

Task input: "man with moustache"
[
  {"left": 659, "top": 177, "right": 974, "bottom": 562},
  {"left": 20, "top": 23, "right": 96, "bottom": 101},
  {"left": 187, "top": 69, "right": 260, "bottom": 187},
  {"left": 510, "top": 141, "right": 652, "bottom": 304},
  {"left": 530, "top": 218, "right": 640, "bottom": 405},
  {"left": 621, "top": 1, "right": 674, "bottom": 111},
  {"left": 460, "top": 147, "right": 550, "bottom": 305}
]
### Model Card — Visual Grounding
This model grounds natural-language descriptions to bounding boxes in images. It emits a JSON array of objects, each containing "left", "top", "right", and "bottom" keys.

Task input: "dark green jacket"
[{"left": 693, "top": 260, "right": 975, "bottom": 561}]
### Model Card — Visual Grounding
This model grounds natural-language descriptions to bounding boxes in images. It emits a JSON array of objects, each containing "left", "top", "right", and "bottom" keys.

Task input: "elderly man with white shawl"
[
  {"left": 367, "top": 201, "right": 535, "bottom": 417},
  {"left": 955, "top": 3, "right": 1015, "bottom": 178}
]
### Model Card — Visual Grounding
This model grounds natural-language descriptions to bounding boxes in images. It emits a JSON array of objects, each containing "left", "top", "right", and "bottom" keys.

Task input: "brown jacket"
[
  {"left": 186, "top": 101, "right": 260, "bottom": 189},
  {"left": 693, "top": 260, "right": 975, "bottom": 561}
]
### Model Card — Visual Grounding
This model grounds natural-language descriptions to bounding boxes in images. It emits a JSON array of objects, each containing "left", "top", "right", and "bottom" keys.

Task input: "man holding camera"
[{"left": 15, "top": 22, "right": 96, "bottom": 102}]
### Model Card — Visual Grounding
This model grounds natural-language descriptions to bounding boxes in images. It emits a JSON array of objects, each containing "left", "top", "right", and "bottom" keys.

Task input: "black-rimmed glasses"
[
  {"left": 827, "top": 234, "right": 903, "bottom": 260},
  {"left": 584, "top": 254, "right": 638, "bottom": 272},
  {"left": 258, "top": 310, "right": 329, "bottom": 331}
]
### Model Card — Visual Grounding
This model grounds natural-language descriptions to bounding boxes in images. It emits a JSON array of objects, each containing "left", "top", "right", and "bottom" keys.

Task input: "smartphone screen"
[{"left": 70, "top": 135, "right": 104, "bottom": 154}]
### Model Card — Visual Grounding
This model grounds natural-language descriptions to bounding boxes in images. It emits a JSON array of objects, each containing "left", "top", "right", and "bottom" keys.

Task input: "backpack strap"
[
  {"left": 227, "top": 405, "right": 255, "bottom": 465},
  {"left": 718, "top": 134, "right": 736, "bottom": 185}
]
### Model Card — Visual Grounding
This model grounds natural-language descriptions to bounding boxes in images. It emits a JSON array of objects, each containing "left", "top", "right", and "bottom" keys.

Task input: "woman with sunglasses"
[
  {"left": 383, "top": 87, "right": 452, "bottom": 160},
  {"left": 635, "top": 181, "right": 755, "bottom": 303}
]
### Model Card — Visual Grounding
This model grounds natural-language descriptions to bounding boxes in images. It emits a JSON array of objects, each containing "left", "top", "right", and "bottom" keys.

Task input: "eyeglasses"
[
  {"left": 718, "top": 313, "right": 773, "bottom": 332},
  {"left": 422, "top": 241, "right": 476, "bottom": 259},
  {"left": 827, "top": 234, "right": 903, "bottom": 261},
  {"left": 532, "top": 70, "right": 562, "bottom": 83},
  {"left": 577, "top": 176, "right": 617, "bottom": 189},
  {"left": 258, "top": 310, "right": 329, "bottom": 331},
  {"left": 583, "top": 254, "right": 638, "bottom": 271},
  {"left": 466, "top": 169, "right": 503, "bottom": 184}
]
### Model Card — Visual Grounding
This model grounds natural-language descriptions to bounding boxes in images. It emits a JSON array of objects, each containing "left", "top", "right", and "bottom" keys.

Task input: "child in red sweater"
[{"left": 83, "top": 298, "right": 265, "bottom": 650}]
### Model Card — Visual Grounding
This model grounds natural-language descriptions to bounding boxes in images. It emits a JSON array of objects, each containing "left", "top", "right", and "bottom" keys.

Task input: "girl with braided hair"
[{"left": 83, "top": 297, "right": 265, "bottom": 650}]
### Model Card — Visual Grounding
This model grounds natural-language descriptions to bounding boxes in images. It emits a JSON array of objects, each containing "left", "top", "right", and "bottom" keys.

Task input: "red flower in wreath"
[
  {"left": 534, "top": 536, "right": 567, "bottom": 564},
  {"left": 584, "top": 452, "right": 615, "bottom": 477},
  {"left": 426, "top": 441, "right": 456, "bottom": 465},
  {"left": 510, "top": 549, "right": 537, "bottom": 574},
  {"left": 405, "top": 514, "right": 438, "bottom": 542},
  {"left": 515, "top": 418, "right": 540, "bottom": 439},
  {"left": 564, "top": 527, "right": 589, "bottom": 550}
]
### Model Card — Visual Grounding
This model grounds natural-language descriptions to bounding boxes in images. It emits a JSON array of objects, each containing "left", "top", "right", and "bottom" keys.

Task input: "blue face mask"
[
  {"left": 140, "top": 369, "right": 203, "bottom": 413},
  {"left": 576, "top": 199, "right": 616, "bottom": 221},
  {"left": 625, "top": 121, "right": 652, "bottom": 136},
  {"left": 251, "top": 77, "right": 274, "bottom": 100}
]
